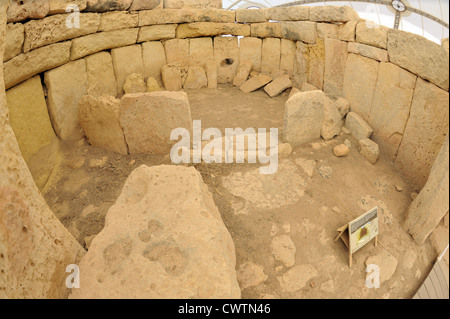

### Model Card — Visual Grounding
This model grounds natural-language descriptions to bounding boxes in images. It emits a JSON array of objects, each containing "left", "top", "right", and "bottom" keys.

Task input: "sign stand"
[{"left": 335, "top": 207, "right": 379, "bottom": 268}]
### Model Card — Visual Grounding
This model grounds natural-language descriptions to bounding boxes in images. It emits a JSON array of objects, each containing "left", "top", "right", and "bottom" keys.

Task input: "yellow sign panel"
[{"left": 349, "top": 207, "right": 379, "bottom": 254}]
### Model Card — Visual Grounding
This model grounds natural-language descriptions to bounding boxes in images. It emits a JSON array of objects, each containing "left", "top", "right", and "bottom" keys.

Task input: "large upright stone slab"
[
  {"left": 261, "top": 38, "right": 281, "bottom": 75},
  {"left": 111, "top": 44, "right": 144, "bottom": 95},
  {"left": 343, "top": 53, "right": 379, "bottom": 121},
  {"left": 387, "top": 29, "right": 449, "bottom": 91},
  {"left": 120, "top": 92, "right": 193, "bottom": 155},
  {"left": 370, "top": 62, "right": 416, "bottom": 160},
  {"left": 284, "top": 90, "right": 325, "bottom": 146},
  {"left": 240, "top": 37, "right": 262, "bottom": 73},
  {"left": 69, "top": 165, "right": 240, "bottom": 299},
  {"left": 214, "top": 36, "right": 239, "bottom": 84},
  {"left": 164, "top": 38, "right": 190, "bottom": 66},
  {"left": 142, "top": 41, "right": 166, "bottom": 84},
  {"left": 44, "top": 59, "right": 88, "bottom": 141},
  {"left": 395, "top": 79, "right": 449, "bottom": 189},
  {"left": 189, "top": 37, "right": 214, "bottom": 66},
  {"left": 280, "top": 39, "right": 296, "bottom": 75},
  {"left": 78, "top": 95, "right": 128, "bottom": 155},
  {"left": 323, "top": 38, "right": 348, "bottom": 99},
  {"left": 85, "top": 51, "right": 118, "bottom": 97},
  {"left": 307, "top": 38, "right": 325, "bottom": 90},
  {"left": 405, "top": 135, "right": 449, "bottom": 244}
]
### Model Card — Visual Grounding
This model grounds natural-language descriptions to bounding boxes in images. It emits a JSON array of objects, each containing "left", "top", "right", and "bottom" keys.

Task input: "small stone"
[
  {"left": 359, "top": 139, "right": 380, "bottom": 164},
  {"left": 147, "top": 77, "right": 164, "bottom": 92},
  {"left": 395, "top": 185, "right": 403, "bottom": 192},
  {"left": 311, "top": 142, "right": 322, "bottom": 150},
  {"left": 345, "top": 112, "right": 373, "bottom": 140},
  {"left": 123, "top": 73, "right": 146, "bottom": 94},
  {"left": 295, "top": 158, "right": 317, "bottom": 178},
  {"left": 129, "top": 160, "right": 136, "bottom": 166},
  {"left": 310, "top": 281, "right": 317, "bottom": 288},
  {"left": 89, "top": 156, "right": 108, "bottom": 168},
  {"left": 278, "top": 143, "right": 293, "bottom": 158},
  {"left": 333, "top": 144, "right": 350, "bottom": 157}
]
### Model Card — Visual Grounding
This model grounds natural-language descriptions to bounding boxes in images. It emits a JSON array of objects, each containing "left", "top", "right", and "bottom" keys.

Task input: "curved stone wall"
[{"left": 1, "top": 1, "right": 449, "bottom": 297}]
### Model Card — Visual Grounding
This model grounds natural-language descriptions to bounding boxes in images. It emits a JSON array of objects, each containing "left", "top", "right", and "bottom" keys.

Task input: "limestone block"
[
  {"left": 387, "top": 29, "right": 449, "bottom": 91},
  {"left": 129, "top": 0, "right": 161, "bottom": 11},
  {"left": 307, "top": 38, "right": 325, "bottom": 90},
  {"left": 85, "top": 0, "right": 132, "bottom": 12},
  {"left": 339, "top": 20, "right": 357, "bottom": 42},
  {"left": 264, "top": 74, "right": 292, "bottom": 98},
  {"left": 324, "top": 38, "right": 348, "bottom": 99},
  {"left": 164, "top": 0, "right": 223, "bottom": 9},
  {"left": 240, "top": 74, "right": 272, "bottom": 94},
  {"left": 321, "top": 97, "right": 343, "bottom": 141},
  {"left": 369, "top": 62, "right": 416, "bottom": 160},
  {"left": 240, "top": 37, "right": 262, "bottom": 73},
  {"left": 284, "top": 90, "right": 325, "bottom": 146},
  {"left": 206, "top": 61, "right": 218, "bottom": 89},
  {"left": 23, "top": 13, "right": 101, "bottom": 52},
  {"left": 142, "top": 41, "right": 166, "bottom": 84},
  {"left": 78, "top": 95, "right": 128, "bottom": 155},
  {"left": 405, "top": 135, "right": 449, "bottom": 244},
  {"left": 261, "top": 38, "right": 281, "bottom": 75},
  {"left": 282, "top": 21, "right": 317, "bottom": 44},
  {"left": 264, "top": 6, "right": 309, "bottom": 21},
  {"left": 236, "top": 9, "right": 266, "bottom": 23},
  {"left": 120, "top": 92, "right": 192, "bottom": 155},
  {"left": 194, "top": 9, "right": 235, "bottom": 23},
  {"left": 139, "top": 9, "right": 196, "bottom": 26},
  {"left": 343, "top": 53, "right": 379, "bottom": 121},
  {"left": 123, "top": 73, "right": 147, "bottom": 94},
  {"left": 69, "top": 165, "right": 240, "bottom": 299},
  {"left": 4, "top": 23, "right": 24, "bottom": 62},
  {"left": 85, "top": 51, "right": 118, "bottom": 97},
  {"left": 347, "top": 42, "right": 388, "bottom": 62},
  {"left": 4, "top": 42, "right": 71, "bottom": 90},
  {"left": 5, "top": 76, "right": 56, "bottom": 162},
  {"left": 359, "top": 138, "right": 380, "bottom": 164},
  {"left": 280, "top": 39, "right": 295, "bottom": 75},
  {"left": 214, "top": 37, "right": 239, "bottom": 84},
  {"left": 345, "top": 112, "right": 373, "bottom": 141},
  {"left": 309, "top": 6, "right": 359, "bottom": 22},
  {"left": 184, "top": 66, "right": 208, "bottom": 90},
  {"left": 301, "top": 83, "right": 318, "bottom": 92},
  {"left": 147, "top": 77, "right": 164, "bottom": 92},
  {"left": 233, "top": 60, "right": 253, "bottom": 87},
  {"left": 293, "top": 41, "right": 308, "bottom": 87},
  {"left": 395, "top": 79, "right": 449, "bottom": 188},
  {"left": 164, "top": 38, "right": 189, "bottom": 66},
  {"left": 176, "top": 22, "right": 250, "bottom": 38},
  {"left": 138, "top": 24, "right": 176, "bottom": 42},
  {"left": 7, "top": 0, "right": 49, "bottom": 23},
  {"left": 99, "top": 11, "right": 138, "bottom": 31},
  {"left": 161, "top": 63, "right": 182, "bottom": 91},
  {"left": 251, "top": 22, "right": 282, "bottom": 38},
  {"left": 356, "top": 21, "right": 388, "bottom": 49},
  {"left": 189, "top": 37, "right": 214, "bottom": 66},
  {"left": 44, "top": 59, "right": 88, "bottom": 140},
  {"left": 111, "top": 44, "right": 144, "bottom": 94},
  {"left": 317, "top": 23, "right": 339, "bottom": 39},
  {"left": 335, "top": 97, "right": 350, "bottom": 118},
  {"left": 71, "top": 28, "right": 139, "bottom": 60},
  {"left": 48, "top": 0, "right": 88, "bottom": 14}
]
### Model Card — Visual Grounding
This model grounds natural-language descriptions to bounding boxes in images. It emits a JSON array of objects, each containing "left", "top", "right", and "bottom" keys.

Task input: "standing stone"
[
  {"left": 280, "top": 39, "right": 295, "bottom": 75},
  {"left": 111, "top": 45, "right": 144, "bottom": 95},
  {"left": 142, "top": 41, "right": 166, "bottom": 84},
  {"left": 335, "top": 97, "right": 350, "bottom": 118},
  {"left": 164, "top": 38, "right": 189, "bottom": 66},
  {"left": 345, "top": 112, "right": 373, "bottom": 141},
  {"left": 78, "top": 95, "right": 128, "bottom": 155},
  {"left": 370, "top": 62, "right": 416, "bottom": 160},
  {"left": 214, "top": 37, "right": 239, "bottom": 84},
  {"left": 70, "top": 165, "right": 240, "bottom": 299},
  {"left": 44, "top": 59, "right": 88, "bottom": 141},
  {"left": 261, "top": 38, "right": 281, "bottom": 75},
  {"left": 284, "top": 90, "right": 325, "bottom": 146},
  {"left": 120, "top": 92, "right": 193, "bottom": 155},
  {"left": 240, "top": 37, "right": 262, "bottom": 73},
  {"left": 359, "top": 139, "right": 380, "bottom": 164},
  {"left": 321, "top": 97, "right": 343, "bottom": 141},
  {"left": 183, "top": 66, "right": 208, "bottom": 90},
  {"left": 264, "top": 74, "right": 292, "bottom": 98},
  {"left": 308, "top": 38, "right": 325, "bottom": 90},
  {"left": 240, "top": 74, "right": 272, "bottom": 94},
  {"left": 162, "top": 63, "right": 182, "bottom": 91},
  {"left": 343, "top": 53, "right": 379, "bottom": 121},
  {"left": 85, "top": 51, "right": 118, "bottom": 97},
  {"left": 189, "top": 37, "right": 213, "bottom": 66},
  {"left": 395, "top": 79, "right": 449, "bottom": 188},
  {"left": 324, "top": 38, "right": 348, "bottom": 99},
  {"left": 387, "top": 29, "right": 449, "bottom": 91},
  {"left": 293, "top": 41, "right": 308, "bottom": 87},
  {"left": 233, "top": 60, "right": 253, "bottom": 87},
  {"left": 206, "top": 61, "right": 218, "bottom": 89},
  {"left": 405, "top": 134, "right": 449, "bottom": 244},
  {"left": 123, "top": 73, "right": 147, "bottom": 94}
]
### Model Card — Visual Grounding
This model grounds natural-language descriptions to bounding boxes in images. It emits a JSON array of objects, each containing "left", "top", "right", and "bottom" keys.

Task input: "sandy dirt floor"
[{"left": 42, "top": 84, "right": 439, "bottom": 299}]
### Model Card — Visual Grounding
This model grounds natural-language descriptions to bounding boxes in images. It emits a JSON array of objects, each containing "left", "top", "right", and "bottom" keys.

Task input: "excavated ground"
[{"left": 42, "top": 84, "right": 437, "bottom": 299}]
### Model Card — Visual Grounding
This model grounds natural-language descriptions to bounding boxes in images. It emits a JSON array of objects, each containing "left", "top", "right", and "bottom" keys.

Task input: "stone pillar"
[
  {"left": 0, "top": 3, "right": 85, "bottom": 299},
  {"left": 405, "top": 134, "right": 449, "bottom": 244}
]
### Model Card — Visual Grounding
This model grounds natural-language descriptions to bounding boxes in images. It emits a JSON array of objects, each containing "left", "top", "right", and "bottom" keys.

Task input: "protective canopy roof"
[{"left": 223, "top": 0, "right": 449, "bottom": 44}]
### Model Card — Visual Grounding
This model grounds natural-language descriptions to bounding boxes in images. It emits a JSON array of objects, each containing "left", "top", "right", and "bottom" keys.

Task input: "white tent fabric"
[{"left": 223, "top": 0, "right": 449, "bottom": 44}]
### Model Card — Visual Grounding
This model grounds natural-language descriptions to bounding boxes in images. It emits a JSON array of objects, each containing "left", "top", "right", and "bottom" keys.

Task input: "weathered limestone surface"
[
  {"left": 240, "top": 74, "right": 272, "bottom": 94},
  {"left": 48, "top": 0, "right": 88, "bottom": 14},
  {"left": 1, "top": 4, "right": 85, "bottom": 299},
  {"left": 164, "top": 38, "right": 189, "bottom": 66},
  {"left": 70, "top": 164, "right": 240, "bottom": 299},
  {"left": 387, "top": 29, "right": 449, "bottom": 91},
  {"left": 129, "top": 0, "right": 161, "bottom": 11},
  {"left": 395, "top": 79, "right": 449, "bottom": 189},
  {"left": 264, "top": 74, "right": 292, "bottom": 98},
  {"left": 251, "top": 22, "right": 282, "bottom": 38},
  {"left": 345, "top": 112, "right": 373, "bottom": 141},
  {"left": 405, "top": 135, "right": 449, "bottom": 244},
  {"left": 214, "top": 37, "right": 239, "bottom": 84},
  {"left": 189, "top": 37, "right": 214, "bottom": 66},
  {"left": 142, "top": 41, "right": 166, "bottom": 84},
  {"left": 356, "top": 21, "right": 388, "bottom": 49},
  {"left": 78, "top": 95, "right": 128, "bottom": 155},
  {"left": 23, "top": 13, "right": 100, "bottom": 52},
  {"left": 184, "top": 66, "right": 208, "bottom": 90},
  {"left": 280, "top": 39, "right": 295, "bottom": 75},
  {"left": 347, "top": 42, "right": 388, "bottom": 62},
  {"left": 5, "top": 76, "right": 56, "bottom": 162},
  {"left": 85, "top": 0, "right": 132, "bottom": 12},
  {"left": 120, "top": 92, "right": 192, "bottom": 155},
  {"left": 123, "top": 73, "right": 147, "bottom": 94},
  {"left": 164, "top": 0, "right": 223, "bottom": 9},
  {"left": 233, "top": 60, "right": 253, "bottom": 87},
  {"left": 7, "top": 0, "right": 49, "bottom": 22},
  {"left": 369, "top": 62, "right": 416, "bottom": 160},
  {"left": 99, "top": 11, "right": 138, "bottom": 32},
  {"left": 177, "top": 22, "right": 250, "bottom": 38},
  {"left": 44, "top": 59, "right": 88, "bottom": 141},
  {"left": 261, "top": 38, "right": 281, "bottom": 75},
  {"left": 265, "top": 6, "right": 309, "bottom": 21},
  {"left": 321, "top": 97, "right": 342, "bottom": 141},
  {"left": 339, "top": 20, "right": 357, "bottom": 42},
  {"left": 4, "top": 41, "right": 71, "bottom": 90},
  {"left": 359, "top": 138, "right": 380, "bottom": 164},
  {"left": 317, "top": 23, "right": 339, "bottom": 39},
  {"left": 309, "top": 6, "right": 359, "bottom": 22},
  {"left": 111, "top": 44, "right": 145, "bottom": 94},
  {"left": 138, "top": 24, "right": 176, "bottom": 42},
  {"left": 236, "top": 9, "right": 266, "bottom": 23},
  {"left": 282, "top": 21, "right": 317, "bottom": 44},
  {"left": 71, "top": 28, "right": 139, "bottom": 60},
  {"left": 284, "top": 90, "right": 325, "bottom": 146},
  {"left": 307, "top": 39, "right": 325, "bottom": 90},
  {"left": 85, "top": 51, "right": 118, "bottom": 97},
  {"left": 4, "top": 22, "right": 24, "bottom": 62},
  {"left": 240, "top": 37, "right": 262, "bottom": 73},
  {"left": 162, "top": 63, "right": 182, "bottom": 91},
  {"left": 323, "top": 38, "right": 348, "bottom": 98},
  {"left": 343, "top": 53, "right": 379, "bottom": 121}
]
